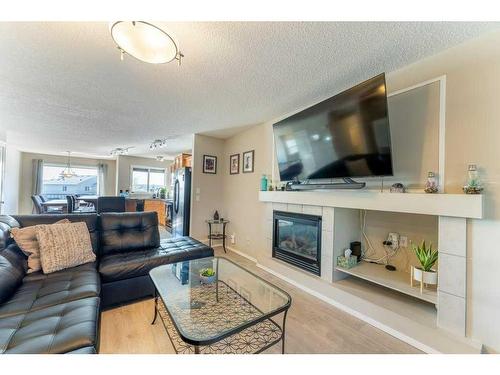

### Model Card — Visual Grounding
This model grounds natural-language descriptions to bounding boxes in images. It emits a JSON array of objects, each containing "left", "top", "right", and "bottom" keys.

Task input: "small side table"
[{"left": 206, "top": 219, "right": 229, "bottom": 253}]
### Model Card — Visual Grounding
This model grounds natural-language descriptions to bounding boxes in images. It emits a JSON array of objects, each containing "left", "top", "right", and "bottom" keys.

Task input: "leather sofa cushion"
[
  {"left": 0, "top": 262, "right": 99, "bottom": 319},
  {"left": 0, "top": 297, "right": 100, "bottom": 354},
  {"left": 12, "top": 214, "right": 100, "bottom": 255},
  {"left": 0, "top": 244, "right": 27, "bottom": 274},
  {"left": 99, "top": 212, "right": 160, "bottom": 256},
  {"left": 99, "top": 237, "right": 213, "bottom": 283},
  {"left": 0, "top": 254, "right": 24, "bottom": 305},
  {"left": 0, "top": 216, "right": 20, "bottom": 250}
]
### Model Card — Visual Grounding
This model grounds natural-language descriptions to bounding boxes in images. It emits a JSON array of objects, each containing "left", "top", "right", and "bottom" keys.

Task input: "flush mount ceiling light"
[
  {"left": 110, "top": 21, "right": 183, "bottom": 65},
  {"left": 110, "top": 147, "right": 134, "bottom": 156},
  {"left": 149, "top": 139, "right": 167, "bottom": 150}
]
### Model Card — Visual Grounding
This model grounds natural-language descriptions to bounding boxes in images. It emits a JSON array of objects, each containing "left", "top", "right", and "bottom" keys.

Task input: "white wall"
[
  {"left": 190, "top": 134, "right": 225, "bottom": 240},
  {"left": 386, "top": 30, "right": 500, "bottom": 352},
  {"left": 3, "top": 145, "right": 21, "bottom": 214},
  {"left": 221, "top": 124, "right": 274, "bottom": 260},
  {"left": 190, "top": 31, "right": 500, "bottom": 351}
]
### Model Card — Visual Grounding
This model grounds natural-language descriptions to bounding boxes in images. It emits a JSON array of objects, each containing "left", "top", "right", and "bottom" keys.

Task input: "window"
[
  {"left": 42, "top": 165, "right": 98, "bottom": 200},
  {"left": 131, "top": 167, "right": 166, "bottom": 193}
]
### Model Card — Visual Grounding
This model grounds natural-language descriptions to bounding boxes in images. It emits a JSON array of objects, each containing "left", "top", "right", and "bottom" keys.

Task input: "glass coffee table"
[{"left": 149, "top": 257, "right": 292, "bottom": 354}]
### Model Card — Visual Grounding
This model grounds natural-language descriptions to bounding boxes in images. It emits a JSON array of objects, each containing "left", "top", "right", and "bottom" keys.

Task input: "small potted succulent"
[
  {"left": 199, "top": 268, "right": 216, "bottom": 284},
  {"left": 411, "top": 240, "right": 438, "bottom": 292}
]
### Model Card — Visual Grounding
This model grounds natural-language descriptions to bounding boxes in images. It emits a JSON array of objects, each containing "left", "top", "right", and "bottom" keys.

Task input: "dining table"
[
  {"left": 76, "top": 195, "right": 98, "bottom": 207},
  {"left": 40, "top": 199, "right": 67, "bottom": 208},
  {"left": 40, "top": 195, "right": 99, "bottom": 213},
  {"left": 40, "top": 199, "right": 67, "bottom": 213}
]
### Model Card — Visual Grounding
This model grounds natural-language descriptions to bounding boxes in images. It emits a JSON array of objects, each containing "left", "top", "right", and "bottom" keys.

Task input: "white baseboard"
[
  {"left": 225, "top": 246, "right": 258, "bottom": 263},
  {"left": 256, "top": 263, "right": 438, "bottom": 354}
]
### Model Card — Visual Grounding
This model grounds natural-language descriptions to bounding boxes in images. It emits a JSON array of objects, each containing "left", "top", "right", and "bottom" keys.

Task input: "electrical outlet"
[
  {"left": 387, "top": 232, "right": 399, "bottom": 250},
  {"left": 399, "top": 236, "right": 408, "bottom": 248},
  {"left": 230, "top": 233, "right": 236, "bottom": 244}
]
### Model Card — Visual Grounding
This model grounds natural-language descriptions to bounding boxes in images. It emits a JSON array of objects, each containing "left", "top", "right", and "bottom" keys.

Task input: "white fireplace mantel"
[
  {"left": 259, "top": 190, "right": 483, "bottom": 219},
  {"left": 259, "top": 189, "right": 484, "bottom": 343}
]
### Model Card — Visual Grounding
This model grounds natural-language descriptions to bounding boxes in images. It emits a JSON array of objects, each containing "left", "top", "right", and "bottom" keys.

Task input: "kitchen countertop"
[{"left": 125, "top": 197, "right": 171, "bottom": 202}]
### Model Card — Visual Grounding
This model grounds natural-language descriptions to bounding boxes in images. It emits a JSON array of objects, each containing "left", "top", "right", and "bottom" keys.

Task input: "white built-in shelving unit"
[
  {"left": 335, "top": 262, "right": 437, "bottom": 305},
  {"left": 259, "top": 190, "right": 483, "bottom": 338}
]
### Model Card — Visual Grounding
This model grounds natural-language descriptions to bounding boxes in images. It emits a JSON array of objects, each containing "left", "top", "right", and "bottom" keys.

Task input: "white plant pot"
[{"left": 412, "top": 266, "right": 438, "bottom": 285}]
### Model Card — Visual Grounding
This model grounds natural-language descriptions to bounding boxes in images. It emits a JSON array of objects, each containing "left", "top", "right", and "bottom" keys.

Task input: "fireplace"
[{"left": 273, "top": 211, "right": 321, "bottom": 275}]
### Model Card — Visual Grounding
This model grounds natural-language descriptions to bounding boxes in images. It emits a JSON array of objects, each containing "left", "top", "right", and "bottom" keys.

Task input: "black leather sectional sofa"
[{"left": 0, "top": 212, "right": 213, "bottom": 354}]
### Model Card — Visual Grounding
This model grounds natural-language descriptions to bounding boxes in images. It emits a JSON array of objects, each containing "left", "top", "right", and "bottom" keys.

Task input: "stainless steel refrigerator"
[{"left": 172, "top": 167, "right": 191, "bottom": 237}]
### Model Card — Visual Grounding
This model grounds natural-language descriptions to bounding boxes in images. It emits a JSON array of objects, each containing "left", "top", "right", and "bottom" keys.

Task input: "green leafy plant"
[
  {"left": 200, "top": 268, "right": 216, "bottom": 277},
  {"left": 411, "top": 240, "right": 438, "bottom": 272}
]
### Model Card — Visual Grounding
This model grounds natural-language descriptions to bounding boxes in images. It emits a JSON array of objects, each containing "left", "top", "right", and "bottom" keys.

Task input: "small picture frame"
[
  {"left": 203, "top": 155, "right": 217, "bottom": 174},
  {"left": 242, "top": 150, "right": 254, "bottom": 173},
  {"left": 229, "top": 154, "right": 240, "bottom": 175}
]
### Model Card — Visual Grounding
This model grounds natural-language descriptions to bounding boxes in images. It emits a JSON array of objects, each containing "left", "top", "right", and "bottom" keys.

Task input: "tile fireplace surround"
[{"left": 259, "top": 190, "right": 483, "bottom": 351}]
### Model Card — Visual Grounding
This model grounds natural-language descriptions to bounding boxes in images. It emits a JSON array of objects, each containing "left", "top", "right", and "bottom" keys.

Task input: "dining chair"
[
  {"left": 66, "top": 195, "right": 75, "bottom": 213},
  {"left": 66, "top": 195, "right": 96, "bottom": 214},
  {"left": 97, "top": 196, "right": 126, "bottom": 213},
  {"left": 31, "top": 195, "right": 45, "bottom": 214}
]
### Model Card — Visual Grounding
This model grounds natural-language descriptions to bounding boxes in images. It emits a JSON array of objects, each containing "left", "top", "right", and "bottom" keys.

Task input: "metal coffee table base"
[{"left": 151, "top": 283, "right": 289, "bottom": 354}]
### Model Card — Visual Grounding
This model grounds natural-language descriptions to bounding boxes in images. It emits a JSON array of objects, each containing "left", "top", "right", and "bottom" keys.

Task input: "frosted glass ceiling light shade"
[{"left": 110, "top": 21, "right": 183, "bottom": 64}]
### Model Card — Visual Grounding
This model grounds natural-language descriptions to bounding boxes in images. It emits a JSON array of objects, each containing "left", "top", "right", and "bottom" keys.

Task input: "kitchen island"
[{"left": 125, "top": 198, "right": 171, "bottom": 226}]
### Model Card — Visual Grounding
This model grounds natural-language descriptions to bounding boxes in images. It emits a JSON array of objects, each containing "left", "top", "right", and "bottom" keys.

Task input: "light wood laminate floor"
[{"left": 99, "top": 247, "right": 422, "bottom": 354}]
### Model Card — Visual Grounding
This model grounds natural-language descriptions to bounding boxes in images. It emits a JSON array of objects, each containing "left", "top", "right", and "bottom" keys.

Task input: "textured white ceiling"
[{"left": 0, "top": 22, "right": 499, "bottom": 158}]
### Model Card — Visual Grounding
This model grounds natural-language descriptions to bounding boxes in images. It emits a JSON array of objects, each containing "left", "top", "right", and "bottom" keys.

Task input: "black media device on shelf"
[
  {"left": 350, "top": 241, "right": 362, "bottom": 262},
  {"left": 273, "top": 73, "right": 394, "bottom": 190}
]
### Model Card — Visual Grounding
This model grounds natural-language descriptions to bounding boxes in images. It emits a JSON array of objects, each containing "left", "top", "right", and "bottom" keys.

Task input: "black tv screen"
[{"left": 273, "top": 73, "right": 393, "bottom": 182}]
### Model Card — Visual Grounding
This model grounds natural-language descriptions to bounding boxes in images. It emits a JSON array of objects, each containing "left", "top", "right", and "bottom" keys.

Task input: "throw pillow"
[
  {"left": 10, "top": 218, "right": 70, "bottom": 273},
  {"left": 36, "top": 221, "right": 96, "bottom": 274}
]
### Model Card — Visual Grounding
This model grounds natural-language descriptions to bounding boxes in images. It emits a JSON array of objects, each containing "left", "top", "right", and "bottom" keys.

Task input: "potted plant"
[
  {"left": 159, "top": 187, "right": 167, "bottom": 199},
  {"left": 410, "top": 240, "right": 438, "bottom": 293},
  {"left": 199, "top": 268, "right": 216, "bottom": 284}
]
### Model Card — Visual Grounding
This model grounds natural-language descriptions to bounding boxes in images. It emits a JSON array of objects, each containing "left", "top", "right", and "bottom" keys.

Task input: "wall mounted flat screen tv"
[{"left": 273, "top": 73, "right": 393, "bottom": 182}]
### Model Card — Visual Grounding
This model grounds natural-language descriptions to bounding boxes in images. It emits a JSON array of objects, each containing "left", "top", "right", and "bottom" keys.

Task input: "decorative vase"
[
  {"left": 463, "top": 164, "right": 483, "bottom": 194},
  {"left": 213, "top": 210, "right": 219, "bottom": 221},
  {"left": 260, "top": 174, "right": 268, "bottom": 191},
  {"left": 424, "top": 172, "right": 438, "bottom": 193},
  {"left": 411, "top": 266, "right": 438, "bottom": 294}
]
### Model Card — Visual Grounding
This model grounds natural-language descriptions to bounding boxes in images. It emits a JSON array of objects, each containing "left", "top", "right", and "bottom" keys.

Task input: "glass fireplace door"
[{"left": 273, "top": 211, "right": 321, "bottom": 276}]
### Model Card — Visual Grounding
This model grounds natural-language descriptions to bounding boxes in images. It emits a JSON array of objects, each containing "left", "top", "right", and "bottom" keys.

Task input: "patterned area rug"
[{"left": 157, "top": 281, "right": 283, "bottom": 354}]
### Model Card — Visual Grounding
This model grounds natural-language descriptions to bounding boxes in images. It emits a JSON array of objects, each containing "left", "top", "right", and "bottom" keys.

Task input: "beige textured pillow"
[
  {"left": 10, "top": 219, "right": 70, "bottom": 273},
  {"left": 36, "top": 221, "right": 96, "bottom": 274}
]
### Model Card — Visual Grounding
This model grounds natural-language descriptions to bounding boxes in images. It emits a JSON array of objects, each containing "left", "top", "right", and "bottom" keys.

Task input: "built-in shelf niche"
[{"left": 335, "top": 262, "right": 437, "bottom": 305}]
